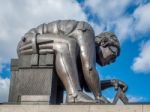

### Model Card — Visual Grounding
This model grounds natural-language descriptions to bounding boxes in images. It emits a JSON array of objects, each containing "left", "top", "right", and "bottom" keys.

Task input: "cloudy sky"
[{"left": 0, "top": 0, "right": 150, "bottom": 103}]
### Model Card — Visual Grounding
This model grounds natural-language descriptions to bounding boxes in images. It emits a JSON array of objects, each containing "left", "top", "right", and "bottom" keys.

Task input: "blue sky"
[{"left": 0, "top": 0, "right": 150, "bottom": 103}]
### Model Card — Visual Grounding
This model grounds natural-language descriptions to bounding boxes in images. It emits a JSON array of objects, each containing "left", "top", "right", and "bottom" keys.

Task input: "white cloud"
[
  {"left": 115, "top": 17, "right": 135, "bottom": 42},
  {"left": 106, "top": 94, "right": 145, "bottom": 103},
  {"left": 84, "top": 1, "right": 150, "bottom": 42},
  {"left": 132, "top": 40, "right": 150, "bottom": 73},
  {"left": 89, "top": 22, "right": 104, "bottom": 35},
  {"left": 133, "top": 3, "right": 150, "bottom": 34},
  {"left": 84, "top": 0, "right": 133, "bottom": 42},
  {"left": 85, "top": 0, "right": 130, "bottom": 21},
  {"left": 0, "top": 0, "right": 87, "bottom": 65},
  {"left": 0, "top": 58, "right": 2, "bottom": 73},
  {"left": 0, "top": 77, "right": 10, "bottom": 103},
  {"left": 127, "top": 95, "right": 145, "bottom": 102},
  {"left": 0, "top": 65, "right": 3, "bottom": 74}
]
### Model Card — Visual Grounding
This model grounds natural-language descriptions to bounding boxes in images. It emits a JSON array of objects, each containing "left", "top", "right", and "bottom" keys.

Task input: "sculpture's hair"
[{"left": 95, "top": 32, "right": 120, "bottom": 56}]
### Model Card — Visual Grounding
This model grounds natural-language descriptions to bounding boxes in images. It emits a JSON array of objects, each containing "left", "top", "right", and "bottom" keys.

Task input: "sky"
[{"left": 0, "top": 0, "right": 150, "bottom": 103}]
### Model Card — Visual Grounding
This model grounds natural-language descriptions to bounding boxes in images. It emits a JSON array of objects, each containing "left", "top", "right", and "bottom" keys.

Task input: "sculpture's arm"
[
  {"left": 18, "top": 33, "right": 61, "bottom": 56},
  {"left": 17, "top": 23, "right": 48, "bottom": 55},
  {"left": 101, "top": 79, "right": 128, "bottom": 92}
]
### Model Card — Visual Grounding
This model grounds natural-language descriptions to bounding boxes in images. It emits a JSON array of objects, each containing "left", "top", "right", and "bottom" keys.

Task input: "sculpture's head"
[{"left": 95, "top": 32, "right": 120, "bottom": 66}]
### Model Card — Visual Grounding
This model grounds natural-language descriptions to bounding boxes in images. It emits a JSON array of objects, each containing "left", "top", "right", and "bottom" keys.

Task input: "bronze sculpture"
[{"left": 17, "top": 20, "right": 128, "bottom": 104}]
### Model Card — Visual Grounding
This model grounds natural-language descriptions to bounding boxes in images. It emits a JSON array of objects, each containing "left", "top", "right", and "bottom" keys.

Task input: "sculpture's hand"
[
  {"left": 18, "top": 38, "right": 33, "bottom": 55},
  {"left": 111, "top": 79, "right": 128, "bottom": 92}
]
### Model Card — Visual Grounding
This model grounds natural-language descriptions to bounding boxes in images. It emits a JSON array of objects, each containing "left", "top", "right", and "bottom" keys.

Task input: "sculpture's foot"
[
  {"left": 66, "top": 91, "right": 95, "bottom": 104},
  {"left": 96, "top": 96, "right": 110, "bottom": 104}
]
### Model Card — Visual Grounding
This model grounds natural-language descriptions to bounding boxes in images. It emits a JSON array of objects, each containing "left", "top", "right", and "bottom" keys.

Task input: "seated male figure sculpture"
[{"left": 17, "top": 20, "right": 127, "bottom": 103}]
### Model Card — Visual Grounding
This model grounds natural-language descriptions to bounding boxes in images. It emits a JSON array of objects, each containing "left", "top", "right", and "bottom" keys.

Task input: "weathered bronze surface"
[{"left": 14, "top": 20, "right": 128, "bottom": 104}]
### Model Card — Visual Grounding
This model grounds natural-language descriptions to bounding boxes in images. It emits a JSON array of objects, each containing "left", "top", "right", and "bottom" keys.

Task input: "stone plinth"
[
  {"left": 9, "top": 54, "right": 64, "bottom": 104},
  {"left": 0, "top": 104, "right": 150, "bottom": 112}
]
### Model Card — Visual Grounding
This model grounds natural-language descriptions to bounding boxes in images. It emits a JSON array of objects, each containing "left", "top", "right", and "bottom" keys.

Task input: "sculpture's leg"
[
  {"left": 54, "top": 42, "right": 79, "bottom": 96},
  {"left": 75, "top": 30, "right": 109, "bottom": 103},
  {"left": 53, "top": 39, "right": 94, "bottom": 103}
]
